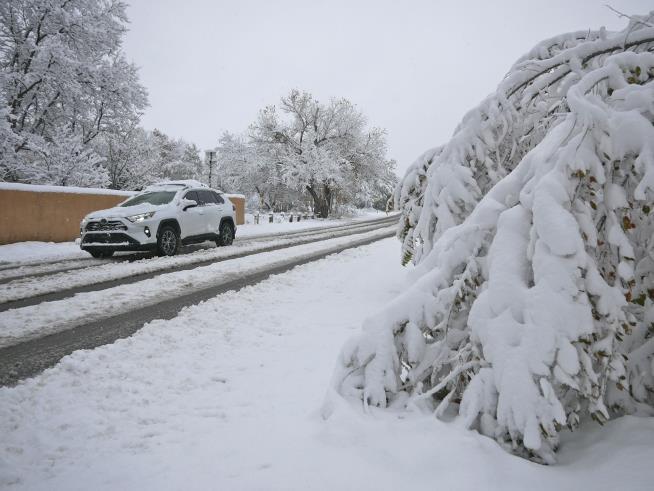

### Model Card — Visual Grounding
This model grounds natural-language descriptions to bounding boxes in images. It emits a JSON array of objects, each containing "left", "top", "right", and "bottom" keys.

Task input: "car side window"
[
  {"left": 198, "top": 190, "right": 217, "bottom": 205},
  {"left": 184, "top": 191, "right": 199, "bottom": 203},
  {"left": 213, "top": 191, "right": 224, "bottom": 204}
]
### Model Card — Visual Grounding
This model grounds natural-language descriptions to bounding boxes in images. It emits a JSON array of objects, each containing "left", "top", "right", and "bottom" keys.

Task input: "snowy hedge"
[{"left": 326, "top": 14, "right": 654, "bottom": 463}]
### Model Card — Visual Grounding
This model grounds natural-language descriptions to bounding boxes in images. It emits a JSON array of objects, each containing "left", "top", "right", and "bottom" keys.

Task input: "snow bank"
[{"left": 1, "top": 239, "right": 652, "bottom": 490}]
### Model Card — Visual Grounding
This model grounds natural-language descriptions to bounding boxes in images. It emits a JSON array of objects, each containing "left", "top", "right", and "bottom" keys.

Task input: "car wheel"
[
  {"left": 157, "top": 225, "right": 180, "bottom": 256},
  {"left": 88, "top": 250, "right": 114, "bottom": 259},
  {"left": 216, "top": 221, "right": 234, "bottom": 246}
]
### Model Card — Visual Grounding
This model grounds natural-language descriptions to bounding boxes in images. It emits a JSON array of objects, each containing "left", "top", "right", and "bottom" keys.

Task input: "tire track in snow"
[
  {"left": 0, "top": 216, "right": 397, "bottom": 310},
  {"left": 0, "top": 215, "right": 397, "bottom": 284},
  {"left": 0, "top": 228, "right": 396, "bottom": 386}
]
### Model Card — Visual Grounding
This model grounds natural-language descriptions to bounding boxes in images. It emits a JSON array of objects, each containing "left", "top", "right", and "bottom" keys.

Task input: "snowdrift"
[{"left": 327, "top": 14, "right": 654, "bottom": 463}]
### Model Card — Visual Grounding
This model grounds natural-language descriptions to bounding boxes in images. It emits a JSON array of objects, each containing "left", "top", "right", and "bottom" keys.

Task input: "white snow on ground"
[
  {"left": 232, "top": 212, "right": 389, "bottom": 239},
  {"left": 0, "top": 213, "right": 394, "bottom": 265},
  {"left": 0, "top": 226, "right": 395, "bottom": 348},
  {"left": 0, "top": 221, "right": 392, "bottom": 303},
  {"left": 240, "top": 216, "right": 343, "bottom": 233},
  {"left": 1, "top": 238, "right": 652, "bottom": 490},
  {"left": 239, "top": 218, "right": 343, "bottom": 237},
  {"left": 0, "top": 257, "right": 113, "bottom": 283},
  {"left": 0, "top": 241, "right": 89, "bottom": 265}
]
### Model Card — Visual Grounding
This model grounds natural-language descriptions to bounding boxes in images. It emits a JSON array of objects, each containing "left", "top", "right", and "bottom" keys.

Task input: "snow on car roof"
[
  {"left": 150, "top": 180, "right": 208, "bottom": 189},
  {"left": 140, "top": 181, "right": 227, "bottom": 194},
  {"left": 142, "top": 181, "right": 208, "bottom": 193}
]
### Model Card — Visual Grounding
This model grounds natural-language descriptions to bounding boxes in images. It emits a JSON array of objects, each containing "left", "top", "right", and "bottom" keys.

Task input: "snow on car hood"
[{"left": 84, "top": 203, "right": 167, "bottom": 220}]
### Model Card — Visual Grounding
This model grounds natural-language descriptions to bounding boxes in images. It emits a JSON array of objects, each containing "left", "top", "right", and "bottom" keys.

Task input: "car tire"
[
  {"left": 216, "top": 221, "right": 234, "bottom": 247},
  {"left": 157, "top": 225, "right": 181, "bottom": 256},
  {"left": 89, "top": 250, "right": 114, "bottom": 259}
]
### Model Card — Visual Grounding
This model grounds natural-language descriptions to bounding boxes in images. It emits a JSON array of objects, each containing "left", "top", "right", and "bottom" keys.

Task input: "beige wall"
[
  {"left": 227, "top": 195, "right": 245, "bottom": 226},
  {"left": 0, "top": 189, "right": 246, "bottom": 245},
  {"left": 0, "top": 189, "right": 129, "bottom": 245}
]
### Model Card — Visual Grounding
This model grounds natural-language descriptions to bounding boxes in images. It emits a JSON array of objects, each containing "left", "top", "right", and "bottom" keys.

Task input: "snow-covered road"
[
  {"left": 0, "top": 225, "right": 395, "bottom": 349},
  {"left": 1, "top": 238, "right": 652, "bottom": 490},
  {"left": 0, "top": 213, "right": 387, "bottom": 267},
  {"left": 0, "top": 216, "right": 397, "bottom": 306}
]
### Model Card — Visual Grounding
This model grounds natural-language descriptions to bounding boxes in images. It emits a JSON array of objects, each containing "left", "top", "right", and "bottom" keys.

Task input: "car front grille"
[
  {"left": 82, "top": 233, "right": 137, "bottom": 245},
  {"left": 86, "top": 220, "right": 127, "bottom": 232}
]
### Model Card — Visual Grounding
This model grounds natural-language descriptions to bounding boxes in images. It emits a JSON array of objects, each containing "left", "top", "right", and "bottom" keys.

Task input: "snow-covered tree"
[
  {"left": 92, "top": 126, "right": 155, "bottom": 189},
  {"left": 24, "top": 124, "right": 109, "bottom": 186},
  {"left": 156, "top": 132, "right": 202, "bottom": 182},
  {"left": 394, "top": 147, "right": 440, "bottom": 265},
  {"left": 356, "top": 160, "right": 398, "bottom": 211},
  {"left": 249, "top": 90, "right": 395, "bottom": 217},
  {"left": 0, "top": 101, "right": 21, "bottom": 181},
  {"left": 0, "top": 0, "right": 147, "bottom": 185},
  {"left": 327, "top": 13, "right": 654, "bottom": 463},
  {"left": 212, "top": 131, "right": 283, "bottom": 209},
  {"left": 90, "top": 127, "right": 204, "bottom": 190},
  {"left": 180, "top": 142, "right": 203, "bottom": 180}
]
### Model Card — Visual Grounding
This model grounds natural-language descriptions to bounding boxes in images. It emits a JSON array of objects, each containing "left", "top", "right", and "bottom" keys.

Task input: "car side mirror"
[{"left": 181, "top": 198, "right": 198, "bottom": 211}]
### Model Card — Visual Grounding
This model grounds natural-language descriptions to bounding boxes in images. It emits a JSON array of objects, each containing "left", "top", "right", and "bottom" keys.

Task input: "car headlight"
[{"left": 126, "top": 212, "right": 155, "bottom": 223}]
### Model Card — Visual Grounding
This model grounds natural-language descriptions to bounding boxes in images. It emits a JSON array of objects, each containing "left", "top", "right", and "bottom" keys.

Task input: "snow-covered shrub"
[
  {"left": 394, "top": 147, "right": 440, "bottom": 266},
  {"left": 328, "top": 14, "right": 654, "bottom": 463}
]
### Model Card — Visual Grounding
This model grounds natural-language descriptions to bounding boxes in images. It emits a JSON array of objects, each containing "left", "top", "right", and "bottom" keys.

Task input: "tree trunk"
[
  {"left": 255, "top": 186, "right": 269, "bottom": 211},
  {"left": 307, "top": 184, "right": 331, "bottom": 218}
]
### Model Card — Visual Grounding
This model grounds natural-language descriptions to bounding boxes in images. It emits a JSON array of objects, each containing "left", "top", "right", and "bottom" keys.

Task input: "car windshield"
[{"left": 120, "top": 191, "right": 177, "bottom": 207}]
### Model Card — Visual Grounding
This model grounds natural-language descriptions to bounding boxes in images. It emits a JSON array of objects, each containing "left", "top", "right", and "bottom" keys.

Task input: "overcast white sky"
[{"left": 123, "top": 0, "right": 651, "bottom": 176}]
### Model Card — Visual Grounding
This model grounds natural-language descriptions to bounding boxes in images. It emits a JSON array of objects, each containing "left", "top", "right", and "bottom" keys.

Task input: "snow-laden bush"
[
  {"left": 394, "top": 146, "right": 440, "bottom": 266},
  {"left": 327, "top": 14, "right": 654, "bottom": 463}
]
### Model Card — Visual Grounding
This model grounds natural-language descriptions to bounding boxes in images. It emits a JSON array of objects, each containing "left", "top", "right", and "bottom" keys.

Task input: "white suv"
[{"left": 80, "top": 180, "right": 237, "bottom": 258}]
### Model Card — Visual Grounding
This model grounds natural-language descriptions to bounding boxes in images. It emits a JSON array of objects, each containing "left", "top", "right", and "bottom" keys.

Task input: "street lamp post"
[{"left": 205, "top": 150, "right": 217, "bottom": 188}]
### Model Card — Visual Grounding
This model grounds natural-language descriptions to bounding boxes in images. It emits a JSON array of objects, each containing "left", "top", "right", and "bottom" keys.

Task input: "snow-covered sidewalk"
[{"left": 1, "top": 239, "right": 652, "bottom": 490}]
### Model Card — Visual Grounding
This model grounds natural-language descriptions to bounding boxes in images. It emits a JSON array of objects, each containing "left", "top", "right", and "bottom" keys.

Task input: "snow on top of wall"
[
  {"left": 0, "top": 182, "right": 135, "bottom": 196},
  {"left": 0, "top": 181, "right": 246, "bottom": 199}
]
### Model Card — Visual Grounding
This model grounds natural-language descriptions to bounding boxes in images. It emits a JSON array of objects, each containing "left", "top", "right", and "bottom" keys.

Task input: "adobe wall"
[
  {"left": 0, "top": 188, "right": 130, "bottom": 244},
  {"left": 0, "top": 185, "right": 246, "bottom": 245},
  {"left": 226, "top": 194, "right": 246, "bottom": 226}
]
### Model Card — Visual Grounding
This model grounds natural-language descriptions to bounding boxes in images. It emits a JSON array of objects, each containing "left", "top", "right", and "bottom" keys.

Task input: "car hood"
[{"left": 84, "top": 203, "right": 164, "bottom": 220}]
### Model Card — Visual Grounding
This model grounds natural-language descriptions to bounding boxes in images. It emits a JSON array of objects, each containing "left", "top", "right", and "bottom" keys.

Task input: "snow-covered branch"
[{"left": 328, "top": 13, "right": 654, "bottom": 463}]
